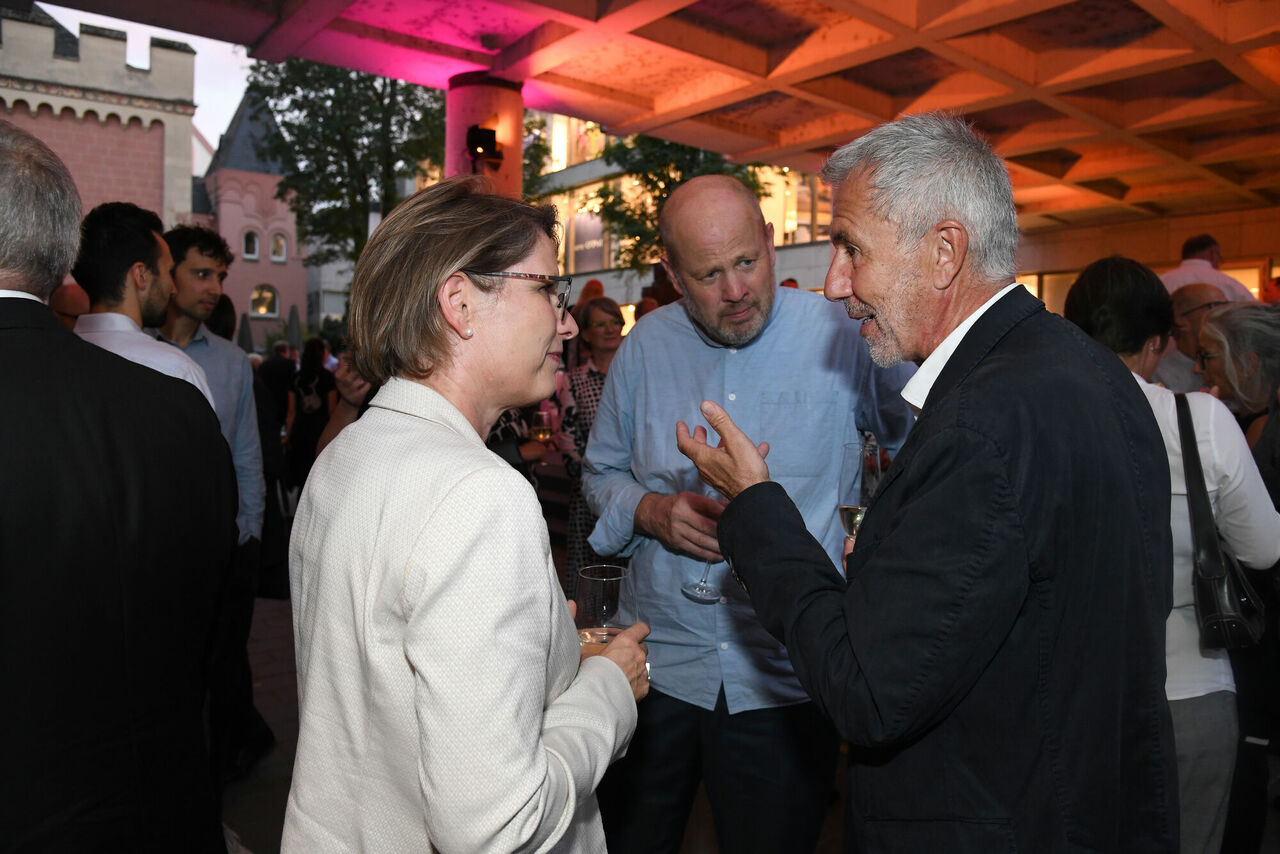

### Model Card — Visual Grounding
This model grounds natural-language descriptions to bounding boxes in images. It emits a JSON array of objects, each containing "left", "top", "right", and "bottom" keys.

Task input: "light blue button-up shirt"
[
  {"left": 155, "top": 324, "right": 265, "bottom": 544},
  {"left": 583, "top": 287, "right": 915, "bottom": 712}
]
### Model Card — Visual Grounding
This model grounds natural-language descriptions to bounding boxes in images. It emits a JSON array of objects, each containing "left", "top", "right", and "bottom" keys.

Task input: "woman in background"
[
  {"left": 1196, "top": 301, "right": 1280, "bottom": 852},
  {"left": 1063, "top": 256, "right": 1280, "bottom": 854},
  {"left": 1199, "top": 302, "right": 1280, "bottom": 501},
  {"left": 286, "top": 336, "right": 336, "bottom": 487},
  {"left": 556, "top": 297, "right": 626, "bottom": 596},
  {"left": 285, "top": 177, "right": 648, "bottom": 852}
]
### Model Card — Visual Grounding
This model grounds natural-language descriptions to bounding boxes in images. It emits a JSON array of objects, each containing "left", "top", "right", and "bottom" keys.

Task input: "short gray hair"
[
  {"left": 821, "top": 111, "right": 1018, "bottom": 284},
  {"left": 1200, "top": 302, "right": 1280, "bottom": 414},
  {"left": 0, "top": 119, "right": 82, "bottom": 299}
]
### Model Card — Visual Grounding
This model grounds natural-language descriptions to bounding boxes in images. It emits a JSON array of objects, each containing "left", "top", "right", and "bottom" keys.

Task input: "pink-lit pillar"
[{"left": 445, "top": 72, "right": 524, "bottom": 198}]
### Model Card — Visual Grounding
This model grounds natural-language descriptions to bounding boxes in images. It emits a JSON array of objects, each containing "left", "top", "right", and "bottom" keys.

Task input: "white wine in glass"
[
  {"left": 530, "top": 411, "right": 554, "bottom": 443},
  {"left": 577, "top": 626, "right": 623, "bottom": 655},
  {"left": 574, "top": 565, "right": 635, "bottom": 657},
  {"left": 838, "top": 505, "right": 867, "bottom": 537},
  {"left": 839, "top": 441, "right": 883, "bottom": 538}
]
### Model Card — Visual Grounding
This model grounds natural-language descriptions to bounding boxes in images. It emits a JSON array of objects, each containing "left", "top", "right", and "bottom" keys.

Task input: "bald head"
[
  {"left": 659, "top": 175, "right": 766, "bottom": 269},
  {"left": 49, "top": 282, "right": 89, "bottom": 330},
  {"left": 1171, "top": 282, "right": 1228, "bottom": 359},
  {"left": 657, "top": 174, "right": 777, "bottom": 347}
]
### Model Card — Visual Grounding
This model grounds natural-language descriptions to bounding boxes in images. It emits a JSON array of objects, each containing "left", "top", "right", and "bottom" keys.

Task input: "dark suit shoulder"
[
  {"left": 0, "top": 298, "right": 235, "bottom": 847},
  {"left": 0, "top": 300, "right": 225, "bottom": 455},
  {"left": 926, "top": 294, "right": 1158, "bottom": 452}
]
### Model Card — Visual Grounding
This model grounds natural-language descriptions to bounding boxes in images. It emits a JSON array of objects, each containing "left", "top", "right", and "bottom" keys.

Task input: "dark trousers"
[
  {"left": 1220, "top": 625, "right": 1279, "bottom": 852},
  {"left": 208, "top": 537, "right": 272, "bottom": 784},
  {"left": 597, "top": 686, "right": 839, "bottom": 854}
]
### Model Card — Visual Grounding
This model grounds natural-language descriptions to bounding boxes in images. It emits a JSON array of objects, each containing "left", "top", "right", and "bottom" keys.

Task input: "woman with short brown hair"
[{"left": 285, "top": 177, "right": 649, "bottom": 852}]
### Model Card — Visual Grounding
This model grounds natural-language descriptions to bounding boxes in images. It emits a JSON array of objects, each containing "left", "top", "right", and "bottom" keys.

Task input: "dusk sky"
[{"left": 42, "top": 2, "right": 251, "bottom": 147}]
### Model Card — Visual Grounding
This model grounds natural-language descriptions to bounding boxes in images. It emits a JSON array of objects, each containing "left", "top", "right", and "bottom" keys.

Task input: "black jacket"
[
  {"left": 0, "top": 298, "right": 237, "bottom": 852},
  {"left": 721, "top": 288, "right": 1178, "bottom": 852}
]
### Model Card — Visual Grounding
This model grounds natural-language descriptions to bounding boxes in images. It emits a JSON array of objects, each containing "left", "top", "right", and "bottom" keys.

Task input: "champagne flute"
[
  {"left": 575, "top": 564, "right": 636, "bottom": 655},
  {"left": 839, "top": 440, "right": 883, "bottom": 540}
]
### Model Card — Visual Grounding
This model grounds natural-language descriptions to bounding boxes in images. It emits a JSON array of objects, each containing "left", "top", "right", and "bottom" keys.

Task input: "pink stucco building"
[
  {"left": 195, "top": 92, "right": 306, "bottom": 350},
  {"left": 1, "top": 8, "right": 304, "bottom": 350}
]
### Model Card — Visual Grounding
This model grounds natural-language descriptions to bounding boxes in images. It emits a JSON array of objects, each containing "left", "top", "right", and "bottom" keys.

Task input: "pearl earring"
[{"left": 463, "top": 328, "right": 473, "bottom": 338}]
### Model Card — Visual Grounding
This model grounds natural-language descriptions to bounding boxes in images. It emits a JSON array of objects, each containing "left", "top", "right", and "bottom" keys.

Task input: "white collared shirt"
[
  {"left": 1129, "top": 372, "right": 1280, "bottom": 699},
  {"left": 0, "top": 289, "right": 45, "bottom": 304},
  {"left": 75, "top": 312, "right": 215, "bottom": 407},
  {"left": 900, "top": 283, "right": 1022, "bottom": 412},
  {"left": 1159, "top": 259, "right": 1255, "bottom": 302}
]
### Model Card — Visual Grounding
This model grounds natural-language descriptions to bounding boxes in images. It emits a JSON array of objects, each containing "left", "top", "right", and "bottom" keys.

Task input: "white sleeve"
[
  {"left": 1198, "top": 394, "right": 1280, "bottom": 569},
  {"left": 403, "top": 465, "right": 635, "bottom": 852},
  {"left": 581, "top": 341, "right": 649, "bottom": 557}
]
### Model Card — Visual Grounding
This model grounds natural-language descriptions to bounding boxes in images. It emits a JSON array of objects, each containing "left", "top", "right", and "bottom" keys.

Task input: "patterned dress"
[
  {"left": 555, "top": 359, "right": 621, "bottom": 597},
  {"left": 486, "top": 407, "right": 537, "bottom": 489}
]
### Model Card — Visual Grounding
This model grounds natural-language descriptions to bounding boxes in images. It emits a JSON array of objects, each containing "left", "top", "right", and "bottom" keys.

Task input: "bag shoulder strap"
[{"left": 1174, "top": 393, "right": 1224, "bottom": 579}]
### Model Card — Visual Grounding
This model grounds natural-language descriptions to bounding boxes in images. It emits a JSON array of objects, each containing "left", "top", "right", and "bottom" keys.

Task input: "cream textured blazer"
[{"left": 283, "top": 378, "right": 637, "bottom": 852}]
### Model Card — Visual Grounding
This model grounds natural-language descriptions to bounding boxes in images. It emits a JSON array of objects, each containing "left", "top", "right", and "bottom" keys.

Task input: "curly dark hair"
[{"left": 164, "top": 225, "right": 234, "bottom": 269}]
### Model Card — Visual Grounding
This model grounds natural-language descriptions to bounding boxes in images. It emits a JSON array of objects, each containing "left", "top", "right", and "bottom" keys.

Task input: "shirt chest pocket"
[{"left": 753, "top": 393, "right": 845, "bottom": 479}]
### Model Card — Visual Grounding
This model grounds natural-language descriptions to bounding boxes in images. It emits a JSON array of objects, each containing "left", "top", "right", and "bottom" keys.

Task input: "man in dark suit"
[
  {"left": 677, "top": 112, "right": 1179, "bottom": 852},
  {"left": 0, "top": 120, "right": 237, "bottom": 851}
]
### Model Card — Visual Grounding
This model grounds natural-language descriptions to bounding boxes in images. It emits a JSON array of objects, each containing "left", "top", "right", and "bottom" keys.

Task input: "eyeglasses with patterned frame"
[{"left": 462, "top": 270, "right": 574, "bottom": 321}]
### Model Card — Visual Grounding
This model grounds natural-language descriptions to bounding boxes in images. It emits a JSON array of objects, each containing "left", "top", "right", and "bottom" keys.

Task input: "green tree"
[
  {"left": 595, "top": 136, "right": 768, "bottom": 272},
  {"left": 522, "top": 112, "right": 553, "bottom": 200},
  {"left": 247, "top": 59, "right": 445, "bottom": 266}
]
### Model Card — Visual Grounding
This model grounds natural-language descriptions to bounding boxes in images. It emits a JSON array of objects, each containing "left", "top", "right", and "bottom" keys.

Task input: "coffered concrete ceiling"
[{"left": 44, "top": 0, "right": 1280, "bottom": 232}]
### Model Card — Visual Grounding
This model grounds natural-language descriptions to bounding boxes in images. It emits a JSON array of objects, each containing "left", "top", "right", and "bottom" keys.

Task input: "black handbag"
[{"left": 1174, "top": 393, "right": 1266, "bottom": 649}]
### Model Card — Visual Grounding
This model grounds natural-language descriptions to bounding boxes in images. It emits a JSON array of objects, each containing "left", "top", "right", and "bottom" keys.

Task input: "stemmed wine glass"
[
  {"left": 681, "top": 559, "right": 720, "bottom": 604},
  {"left": 681, "top": 478, "right": 725, "bottom": 604},
  {"left": 838, "top": 440, "right": 884, "bottom": 541}
]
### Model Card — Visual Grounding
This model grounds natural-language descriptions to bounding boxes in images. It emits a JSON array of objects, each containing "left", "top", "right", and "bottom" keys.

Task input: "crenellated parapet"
[
  {"left": 0, "top": 8, "right": 196, "bottom": 225},
  {"left": 0, "top": 11, "right": 194, "bottom": 102}
]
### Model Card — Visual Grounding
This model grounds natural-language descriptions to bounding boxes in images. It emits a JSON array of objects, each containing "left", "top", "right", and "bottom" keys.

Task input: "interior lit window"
[
  {"left": 243, "top": 231, "right": 259, "bottom": 261},
  {"left": 250, "top": 284, "right": 278, "bottom": 317},
  {"left": 270, "top": 233, "right": 287, "bottom": 263}
]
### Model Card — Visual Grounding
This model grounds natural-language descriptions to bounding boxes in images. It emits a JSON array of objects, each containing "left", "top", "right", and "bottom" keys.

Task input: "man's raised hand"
[{"left": 676, "top": 401, "right": 770, "bottom": 501}]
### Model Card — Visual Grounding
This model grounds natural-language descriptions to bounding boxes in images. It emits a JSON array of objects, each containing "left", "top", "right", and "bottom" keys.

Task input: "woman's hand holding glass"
[
  {"left": 574, "top": 565, "right": 650, "bottom": 701},
  {"left": 599, "top": 622, "right": 650, "bottom": 702}
]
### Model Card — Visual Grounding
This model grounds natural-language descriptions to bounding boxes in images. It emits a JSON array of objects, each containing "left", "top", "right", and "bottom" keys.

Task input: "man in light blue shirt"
[
  {"left": 585, "top": 175, "right": 914, "bottom": 853},
  {"left": 157, "top": 225, "right": 273, "bottom": 784}
]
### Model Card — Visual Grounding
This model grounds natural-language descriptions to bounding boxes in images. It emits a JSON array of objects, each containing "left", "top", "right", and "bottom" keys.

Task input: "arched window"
[
  {"left": 243, "top": 230, "right": 260, "bottom": 260},
  {"left": 250, "top": 284, "right": 279, "bottom": 318},
  {"left": 270, "top": 233, "right": 287, "bottom": 263}
]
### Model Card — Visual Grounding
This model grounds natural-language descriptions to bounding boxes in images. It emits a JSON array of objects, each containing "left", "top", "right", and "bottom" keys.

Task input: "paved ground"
[{"left": 220, "top": 598, "right": 297, "bottom": 854}]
